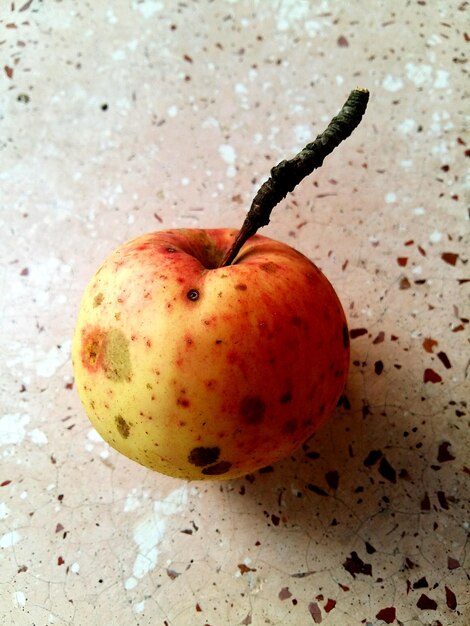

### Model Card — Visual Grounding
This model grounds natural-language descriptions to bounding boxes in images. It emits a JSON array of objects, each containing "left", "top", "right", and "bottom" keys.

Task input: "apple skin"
[{"left": 72, "top": 228, "right": 349, "bottom": 480}]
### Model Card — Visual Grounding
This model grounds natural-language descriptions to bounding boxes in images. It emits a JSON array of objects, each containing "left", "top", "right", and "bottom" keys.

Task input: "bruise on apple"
[
  {"left": 80, "top": 326, "right": 132, "bottom": 382},
  {"left": 260, "top": 261, "right": 279, "bottom": 274},
  {"left": 81, "top": 326, "right": 107, "bottom": 372}
]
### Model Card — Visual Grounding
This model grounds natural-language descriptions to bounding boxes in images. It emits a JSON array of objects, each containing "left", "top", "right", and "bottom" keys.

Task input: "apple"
[{"left": 72, "top": 227, "right": 349, "bottom": 480}]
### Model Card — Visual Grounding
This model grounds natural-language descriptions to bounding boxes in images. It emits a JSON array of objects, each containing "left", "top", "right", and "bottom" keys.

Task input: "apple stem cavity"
[{"left": 219, "top": 88, "right": 370, "bottom": 268}]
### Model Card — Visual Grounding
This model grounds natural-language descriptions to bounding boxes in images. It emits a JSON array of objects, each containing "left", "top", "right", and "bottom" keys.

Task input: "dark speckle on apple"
[
  {"left": 280, "top": 391, "right": 292, "bottom": 404},
  {"left": 188, "top": 446, "right": 220, "bottom": 466}
]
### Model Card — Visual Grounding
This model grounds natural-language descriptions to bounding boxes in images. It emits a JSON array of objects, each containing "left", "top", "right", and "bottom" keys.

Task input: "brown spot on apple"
[
  {"left": 103, "top": 329, "right": 132, "bottom": 381},
  {"left": 115, "top": 415, "right": 130, "bottom": 438},
  {"left": 177, "top": 397, "right": 190, "bottom": 408},
  {"left": 201, "top": 461, "right": 232, "bottom": 475},
  {"left": 235, "top": 283, "right": 248, "bottom": 291},
  {"left": 93, "top": 292, "right": 104, "bottom": 307},
  {"left": 188, "top": 446, "right": 220, "bottom": 466},
  {"left": 240, "top": 395, "right": 266, "bottom": 425}
]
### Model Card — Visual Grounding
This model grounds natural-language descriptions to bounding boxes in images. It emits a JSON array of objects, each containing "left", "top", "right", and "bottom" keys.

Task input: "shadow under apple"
[{"left": 213, "top": 341, "right": 467, "bottom": 601}]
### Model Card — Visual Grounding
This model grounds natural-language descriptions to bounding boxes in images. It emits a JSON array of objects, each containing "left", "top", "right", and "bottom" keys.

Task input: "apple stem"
[{"left": 219, "top": 88, "right": 370, "bottom": 268}]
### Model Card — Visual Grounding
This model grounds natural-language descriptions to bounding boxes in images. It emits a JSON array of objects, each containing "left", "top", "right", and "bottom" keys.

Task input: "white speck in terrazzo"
[
  {"left": 277, "top": 1, "right": 309, "bottom": 31},
  {"left": 0, "top": 414, "right": 30, "bottom": 446},
  {"left": 124, "top": 493, "right": 141, "bottom": 513},
  {"left": 336, "top": 75, "right": 344, "bottom": 86},
  {"left": 70, "top": 563, "right": 80, "bottom": 574},
  {"left": 133, "top": 0, "right": 163, "bottom": 18},
  {"left": 427, "top": 33, "right": 442, "bottom": 46},
  {"left": 430, "top": 230, "right": 442, "bottom": 243},
  {"left": 294, "top": 124, "right": 311, "bottom": 147},
  {"left": 20, "top": 491, "right": 27, "bottom": 500},
  {"left": 112, "top": 49, "right": 127, "bottom": 61},
  {"left": 0, "top": 530, "right": 21, "bottom": 548},
  {"left": 235, "top": 83, "right": 248, "bottom": 95},
  {"left": 13, "top": 591, "right": 26, "bottom": 608},
  {"left": 412, "top": 265, "right": 423, "bottom": 275},
  {"left": 431, "top": 111, "right": 454, "bottom": 134},
  {"left": 202, "top": 117, "right": 219, "bottom": 129},
  {"left": 106, "top": 8, "right": 118, "bottom": 24},
  {"left": 254, "top": 133, "right": 263, "bottom": 144},
  {"left": 219, "top": 144, "right": 237, "bottom": 178},
  {"left": 35, "top": 341, "right": 72, "bottom": 378},
  {"left": 181, "top": 177, "right": 190, "bottom": 186},
  {"left": 167, "top": 105, "right": 178, "bottom": 118},
  {"left": 128, "top": 213, "right": 135, "bottom": 225},
  {"left": 28, "top": 429, "right": 48, "bottom": 446},
  {"left": 87, "top": 429, "right": 104, "bottom": 443},
  {"left": 129, "top": 486, "right": 188, "bottom": 586},
  {"left": 133, "top": 601, "right": 146, "bottom": 614},
  {"left": 432, "top": 141, "right": 450, "bottom": 156},
  {"left": 125, "top": 577, "right": 138, "bottom": 590},
  {"left": 0, "top": 502, "right": 11, "bottom": 520},
  {"left": 385, "top": 192, "right": 397, "bottom": 203},
  {"left": 434, "top": 69, "right": 449, "bottom": 89},
  {"left": 304, "top": 20, "right": 323, "bottom": 38},
  {"left": 400, "top": 159, "right": 413, "bottom": 168},
  {"left": 413, "top": 207, "right": 426, "bottom": 215},
  {"left": 398, "top": 119, "right": 416, "bottom": 134},
  {"left": 382, "top": 74, "right": 404, "bottom": 92},
  {"left": 405, "top": 63, "right": 432, "bottom": 86}
]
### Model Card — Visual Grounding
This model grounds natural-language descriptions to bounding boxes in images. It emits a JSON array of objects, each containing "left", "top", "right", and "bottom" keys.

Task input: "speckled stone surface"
[{"left": 1, "top": 1, "right": 469, "bottom": 625}]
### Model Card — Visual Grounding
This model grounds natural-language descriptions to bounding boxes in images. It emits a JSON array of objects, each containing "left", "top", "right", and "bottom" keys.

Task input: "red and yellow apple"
[{"left": 72, "top": 228, "right": 349, "bottom": 480}]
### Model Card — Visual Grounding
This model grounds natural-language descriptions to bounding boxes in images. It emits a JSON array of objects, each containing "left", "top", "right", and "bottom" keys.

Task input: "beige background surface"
[{"left": 1, "top": 1, "right": 468, "bottom": 625}]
